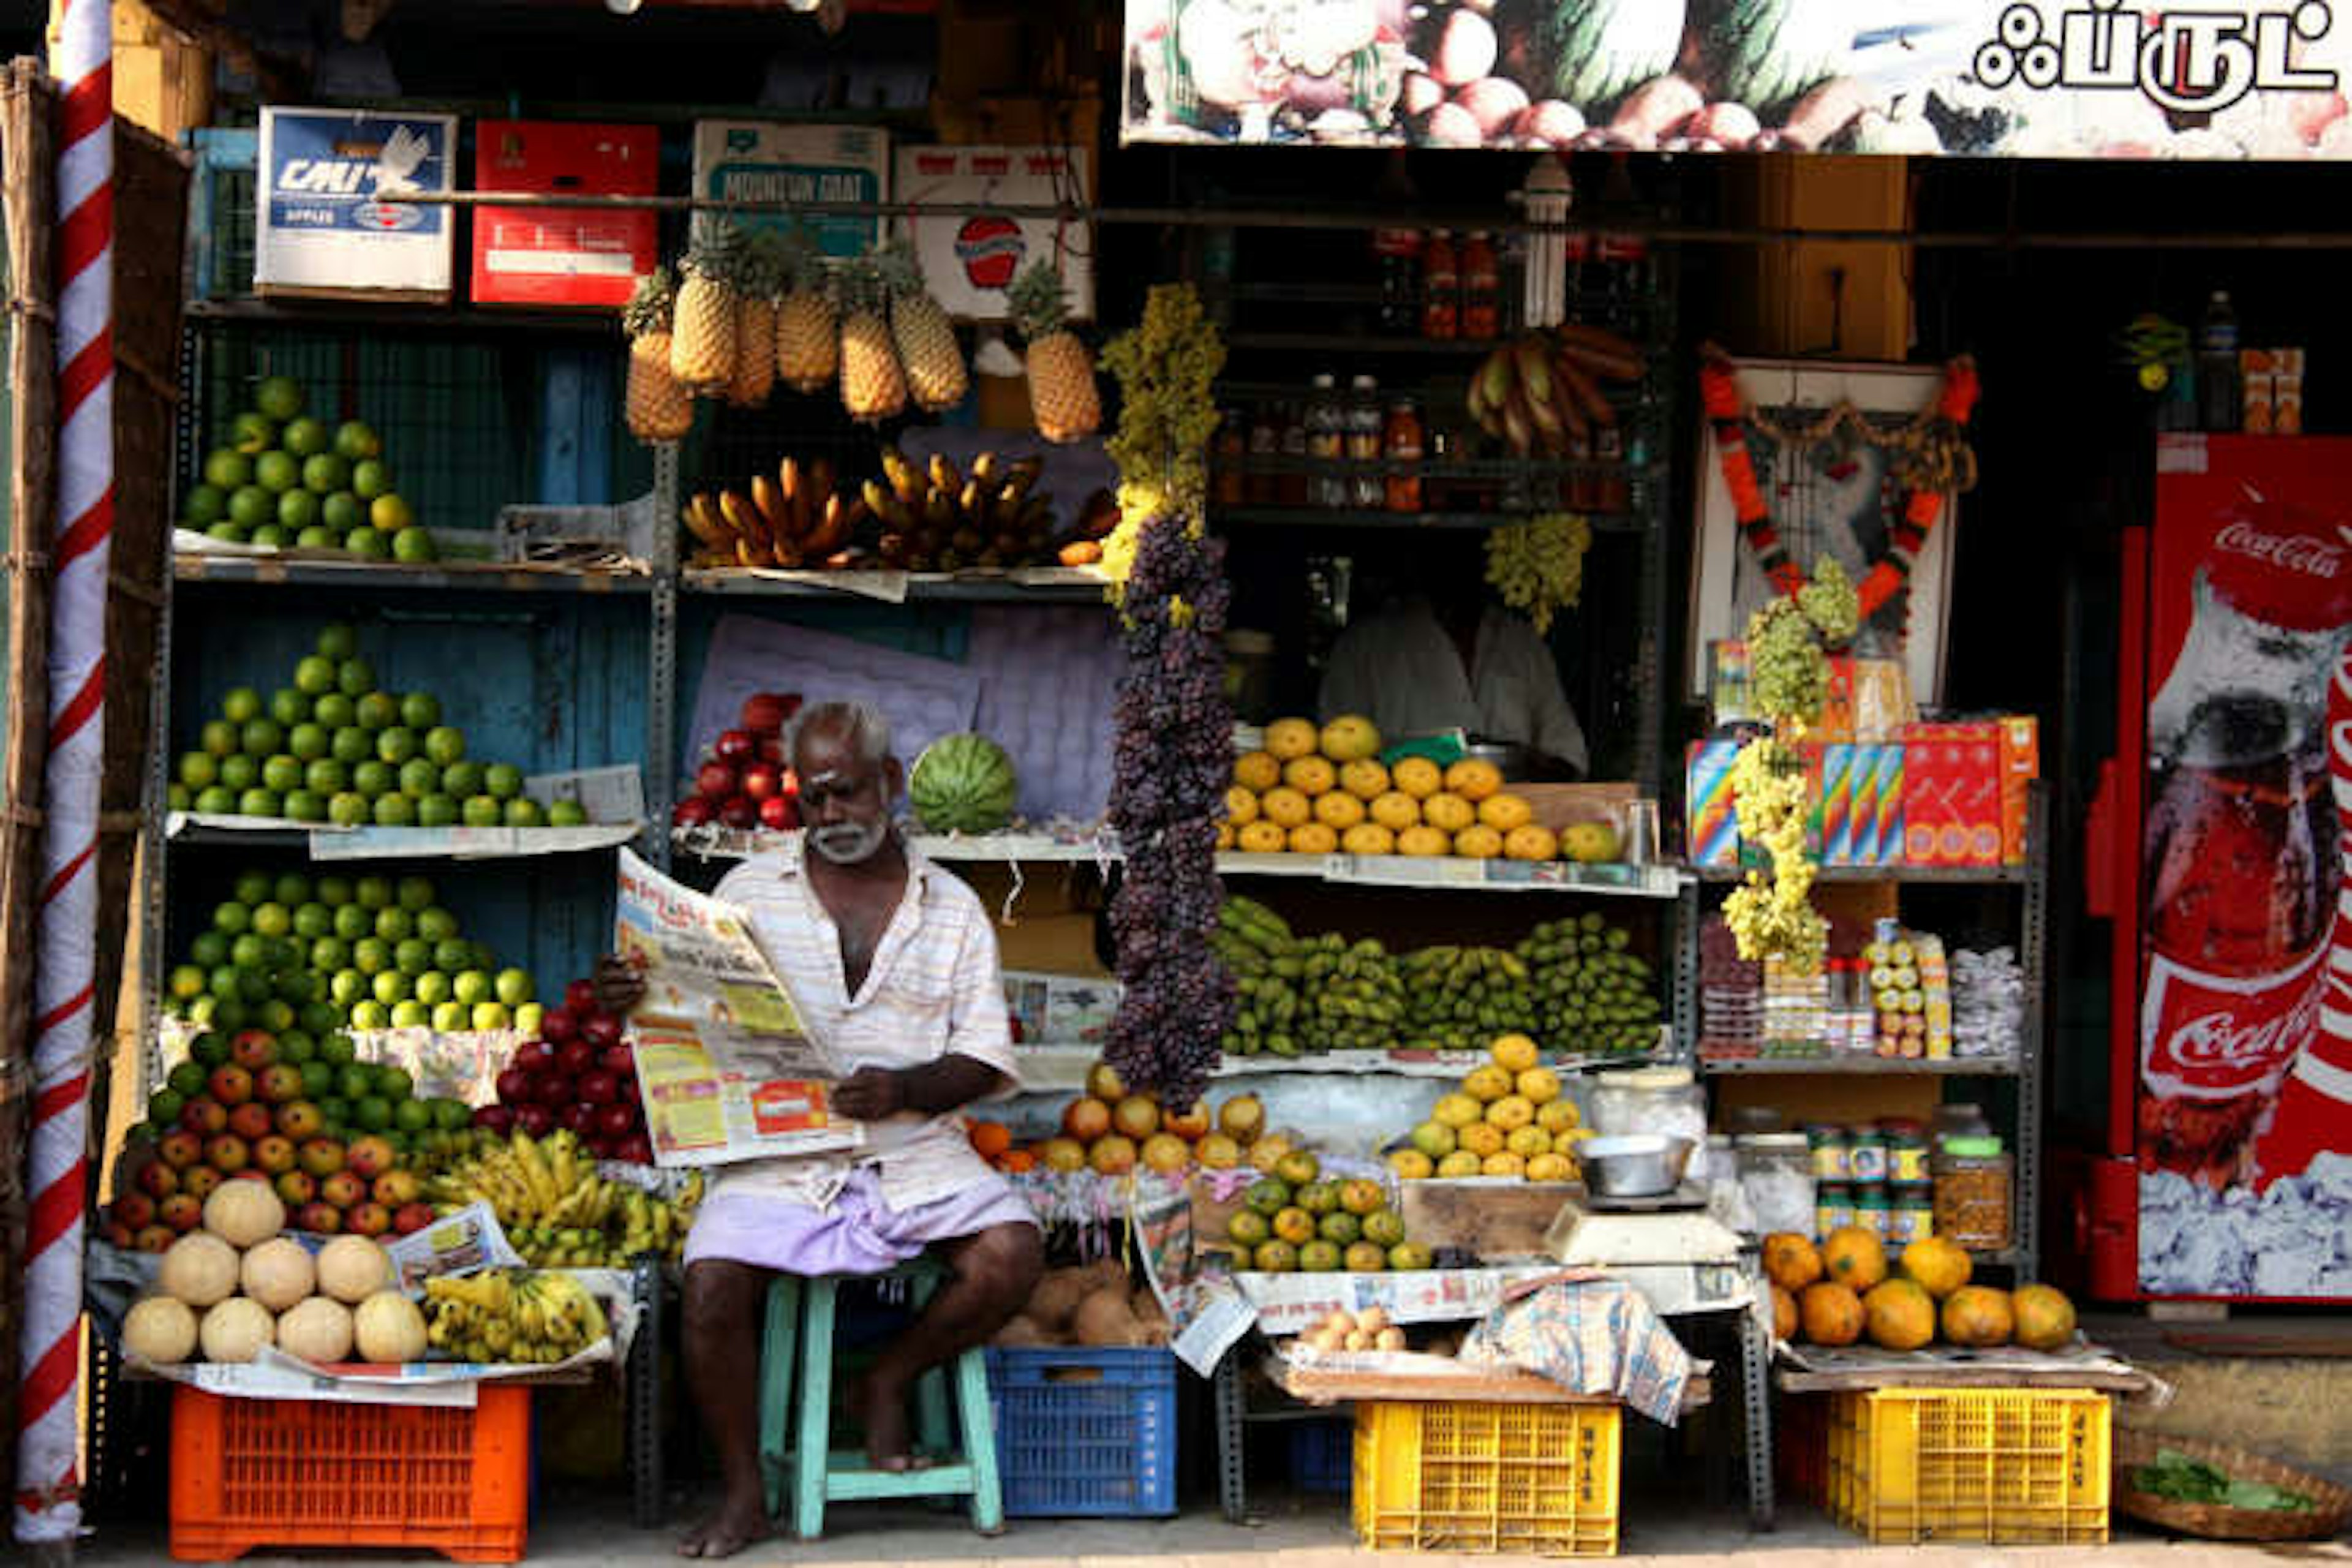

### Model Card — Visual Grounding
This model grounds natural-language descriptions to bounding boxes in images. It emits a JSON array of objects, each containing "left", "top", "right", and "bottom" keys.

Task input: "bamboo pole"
[{"left": 0, "top": 55, "right": 59, "bottom": 1536}]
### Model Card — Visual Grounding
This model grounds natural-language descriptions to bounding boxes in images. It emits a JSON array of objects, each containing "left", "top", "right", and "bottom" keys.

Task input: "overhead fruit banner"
[{"left": 1121, "top": 1, "right": 2352, "bottom": 157}]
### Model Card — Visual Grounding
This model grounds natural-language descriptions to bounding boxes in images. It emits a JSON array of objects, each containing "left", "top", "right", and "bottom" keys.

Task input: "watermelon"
[
  {"left": 1498, "top": 0, "right": 1685, "bottom": 116},
  {"left": 1694, "top": 0, "right": 1849, "bottom": 116},
  {"left": 909, "top": 734, "right": 1017, "bottom": 835}
]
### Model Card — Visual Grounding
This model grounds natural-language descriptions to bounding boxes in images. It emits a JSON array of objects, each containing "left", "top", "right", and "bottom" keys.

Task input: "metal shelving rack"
[{"left": 1679, "top": 787, "right": 2052, "bottom": 1279}]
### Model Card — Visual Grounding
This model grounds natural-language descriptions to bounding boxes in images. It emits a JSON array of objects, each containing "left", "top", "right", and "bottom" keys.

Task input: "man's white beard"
[{"left": 809, "top": 820, "right": 886, "bottom": 864}]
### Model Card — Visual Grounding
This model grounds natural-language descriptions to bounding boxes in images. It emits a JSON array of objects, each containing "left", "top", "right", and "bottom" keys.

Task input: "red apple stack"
[
  {"left": 672, "top": 691, "right": 803, "bottom": 832},
  {"left": 477, "top": 978, "right": 652, "bottom": 1163}
]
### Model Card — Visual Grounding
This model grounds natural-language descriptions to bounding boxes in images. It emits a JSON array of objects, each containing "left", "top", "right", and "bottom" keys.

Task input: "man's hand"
[
  {"left": 831, "top": 1066, "right": 906, "bottom": 1121},
  {"left": 593, "top": 953, "right": 647, "bottom": 1018}
]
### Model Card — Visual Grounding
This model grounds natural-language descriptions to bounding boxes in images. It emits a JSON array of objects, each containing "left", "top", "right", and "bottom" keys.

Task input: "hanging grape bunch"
[
  {"left": 1103, "top": 514, "right": 1237, "bottom": 1114},
  {"left": 1721, "top": 559, "right": 1858, "bottom": 974},
  {"left": 1099, "top": 284, "right": 1226, "bottom": 597}
]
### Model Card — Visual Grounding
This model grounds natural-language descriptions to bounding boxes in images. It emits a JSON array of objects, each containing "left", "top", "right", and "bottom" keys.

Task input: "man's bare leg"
[
  {"left": 677, "top": 1259, "right": 778, "bottom": 1559},
  {"left": 853, "top": 1222, "right": 1043, "bottom": 1470}
]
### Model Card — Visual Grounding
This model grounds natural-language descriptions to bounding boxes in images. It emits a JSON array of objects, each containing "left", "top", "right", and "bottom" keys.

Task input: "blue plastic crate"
[
  {"left": 1291, "top": 1417, "right": 1352, "bottom": 1494},
  {"left": 986, "top": 1346, "right": 1177, "bottom": 1518}
]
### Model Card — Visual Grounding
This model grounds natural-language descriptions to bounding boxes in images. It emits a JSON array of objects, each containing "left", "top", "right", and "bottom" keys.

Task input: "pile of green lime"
[
  {"left": 183, "top": 375, "right": 433, "bottom": 565},
  {"left": 168, "top": 620, "right": 592, "bottom": 829},
  {"left": 161, "top": 864, "right": 541, "bottom": 1039}
]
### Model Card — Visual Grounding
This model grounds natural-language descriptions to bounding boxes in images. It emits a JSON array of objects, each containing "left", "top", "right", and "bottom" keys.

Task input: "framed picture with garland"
[{"left": 1687, "top": 357, "right": 1973, "bottom": 706}]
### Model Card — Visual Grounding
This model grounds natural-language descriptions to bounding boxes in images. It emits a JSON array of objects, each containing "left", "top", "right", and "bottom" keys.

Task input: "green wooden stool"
[{"left": 756, "top": 1260, "right": 1003, "bottom": 1539}]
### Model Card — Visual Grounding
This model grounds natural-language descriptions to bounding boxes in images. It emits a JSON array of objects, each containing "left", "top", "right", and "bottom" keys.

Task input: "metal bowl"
[
  {"left": 1576, "top": 1134, "right": 1695, "bottom": 1198},
  {"left": 1462, "top": 741, "right": 1534, "bottom": 780}
]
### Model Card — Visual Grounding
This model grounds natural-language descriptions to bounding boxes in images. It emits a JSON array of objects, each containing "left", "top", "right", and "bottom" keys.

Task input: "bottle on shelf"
[
  {"left": 1383, "top": 398, "right": 1424, "bottom": 514},
  {"left": 1346, "top": 374, "right": 1384, "bottom": 510},
  {"left": 1246, "top": 403, "right": 1281, "bottom": 506},
  {"left": 1460, "top": 230, "right": 1499, "bottom": 341},
  {"left": 1592, "top": 153, "right": 1648, "bottom": 324},
  {"left": 2198, "top": 289, "right": 2241, "bottom": 432},
  {"left": 1373, "top": 226, "right": 1422, "bottom": 337},
  {"left": 1305, "top": 374, "right": 1346, "bottom": 510},
  {"left": 1213, "top": 408, "right": 1246, "bottom": 507},
  {"left": 1276, "top": 399, "right": 1310, "bottom": 507},
  {"left": 1421, "top": 230, "right": 1458, "bottom": 341}
]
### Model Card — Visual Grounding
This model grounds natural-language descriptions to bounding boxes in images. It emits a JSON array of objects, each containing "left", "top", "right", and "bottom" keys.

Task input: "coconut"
[{"left": 1072, "top": 1287, "right": 1139, "bottom": 1348}]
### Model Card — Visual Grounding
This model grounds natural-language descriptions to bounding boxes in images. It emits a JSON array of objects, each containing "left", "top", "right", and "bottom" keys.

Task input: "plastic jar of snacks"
[
  {"left": 1736, "top": 1133, "right": 1815, "bottom": 1237},
  {"left": 1932, "top": 1136, "right": 2012, "bottom": 1250},
  {"left": 1591, "top": 1066, "right": 1710, "bottom": 1178}
]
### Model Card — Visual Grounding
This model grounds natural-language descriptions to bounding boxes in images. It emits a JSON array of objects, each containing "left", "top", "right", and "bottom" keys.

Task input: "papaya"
[
  {"left": 1798, "top": 1281, "right": 1864, "bottom": 1347},
  {"left": 1941, "top": 1285, "right": 2016, "bottom": 1348},
  {"left": 2010, "top": 1284, "right": 2077, "bottom": 1352},
  {"left": 1821, "top": 1225, "right": 1888, "bottom": 1291}
]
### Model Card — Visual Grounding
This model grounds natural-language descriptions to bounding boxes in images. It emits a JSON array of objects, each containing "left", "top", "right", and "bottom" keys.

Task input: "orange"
[
  {"left": 1436, "top": 1150, "right": 1482, "bottom": 1177},
  {"left": 1503, "top": 824, "right": 1559, "bottom": 862},
  {"left": 1477, "top": 793, "right": 1532, "bottom": 831},
  {"left": 1088, "top": 1134, "right": 1137, "bottom": 1175},
  {"left": 1506, "top": 1125, "right": 1551, "bottom": 1158},
  {"left": 1287, "top": 822, "right": 1338, "bottom": 854},
  {"left": 1898, "top": 1237, "right": 1972, "bottom": 1299},
  {"left": 1040, "top": 1137, "right": 1087, "bottom": 1172},
  {"left": 1514, "top": 1066, "right": 1561, "bottom": 1104},
  {"left": 967, "top": 1121, "right": 1012, "bottom": 1159},
  {"left": 1259, "top": 787, "right": 1311, "bottom": 829},
  {"left": 1317, "top": 715, "right": 1381, "bottom": 761},
  {"left": 1396, "top": 825, "right": 1450, "bottom": 858},
  {"left": 1444, "top": 758, "right": 1503, "bottom": 801},
  {"left": 1453, "top": 824, "right": 1503, "bottom": 859},
  {"left": 1140, "top": 1133, "right": 1191, "bottom": 1174},
  {"left": 1234, "top": 751, "right": 1281, "bottom": 792},
  {"left": 1264, "top": 718, "right": 1317, "bottom": 761},
  {"left": 1224, "top": 786, "right": 1261, "bottom": 824},
  {"left": 1369, "top": 791, "right": 1420, "bottom": 831},
  {"left": 1341, "top": 822, "right": 1396, "bottom": 856},
  {"left": 1272, "top": 1206, "right": 1317, "bottom": 1245},
  {"left": 1463, "top": 1065, "right": 1512, "bottom": 1102},
  {"left": 1490, "top": 1033, "right": 1540, "bottom": 1072},
  {"left": 1340, "top": 758, "right": 1390, "bottom": 800},
  {"left": 1387, "top": 1148, "right": 1434, "bottom": 1180},
  {"left": 1312, "top": 791, "right": 1366, "bottom": 830},
  {"left": 1238, "top": 821, "right": 1286, "bottom": 853},
  {"left": 1196, "top": 1133, "right": 1243, "bottom": 1169},
  {"left": 1283, "top": 755, "right": 1337, "bottom": 796},
  {"left": 1421, "top": 793, "right": 1474, "bottom": 833},
  {"left": 1484, "top": 1094, "right": 1535, "bottom": 1131},
  {"left": 1770, "top": 1285, "right": 1798, "bottom": 1341},
  {"left": 1392, "top": 756, "right": 1442, "bottom": 799},
  {"left": 998, "top": 1148, "right": 1037, "bottom": 1174},
  {"left": 1526, "top": 1152, "right": 1575, "bottom": 1182}
]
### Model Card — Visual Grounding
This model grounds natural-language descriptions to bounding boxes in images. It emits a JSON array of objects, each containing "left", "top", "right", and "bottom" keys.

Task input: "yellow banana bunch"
[{"left": 421, "top": 1268, "right": 612, "bottom": 1365}]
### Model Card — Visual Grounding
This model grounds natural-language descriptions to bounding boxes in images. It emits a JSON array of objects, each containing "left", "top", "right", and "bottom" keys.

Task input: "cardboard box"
[
  {"left": 892, "top": 145, "right": 1094, "bottom": 322},
  {"left": 470, "top": 121, "right": 658, "bottom": 307},
  {"left": 1901, "top": 723, "right": 2002, "bottom": 867},
  {"left": 257, "top": 108, "right": 458, "bottom": 301},
  {"left": 1685, "top": 741, "right": 1741, "bottom": 867},
  {"left": 1999, "top": 715, "right": 2040, "bottom": 864},
  {"left": 1820, "top": 744, "right": 1858, "bottom": 865},
  {"left": 1398, "top": 1180, "right": 1581, "bottom": 1262},
  {"left": 690, "top": 121, "right": 889, "bottom": 257}
]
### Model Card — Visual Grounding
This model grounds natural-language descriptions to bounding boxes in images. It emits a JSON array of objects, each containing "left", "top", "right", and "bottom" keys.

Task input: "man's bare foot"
[
  {"left": 847, "top": 1368, "right": 932, "bottom": 1471},
  {"left": 676, "top": 1497, "right": 772, "bottom": 1559}
]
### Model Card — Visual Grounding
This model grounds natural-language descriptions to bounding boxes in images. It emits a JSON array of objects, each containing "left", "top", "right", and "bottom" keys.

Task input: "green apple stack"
[
  {"left": 167, "top": 621, "right": 592, "bottom": 829},
  {"left": 181, "top": 374, "right": 432, "bottom": 565},
  {"left": 161, "top": 864, "right": 543, "bottom": 1041}
]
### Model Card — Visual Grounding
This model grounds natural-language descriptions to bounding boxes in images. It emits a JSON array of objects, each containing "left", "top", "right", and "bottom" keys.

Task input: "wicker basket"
[{"left": 2113, "top": 1428, "right": 2352, "bottom": 1543}]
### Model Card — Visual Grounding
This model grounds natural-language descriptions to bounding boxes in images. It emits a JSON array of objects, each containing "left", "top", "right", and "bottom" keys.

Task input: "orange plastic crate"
[{"left": 169, "top": 1384, "right": 531, "bottom": 1562}]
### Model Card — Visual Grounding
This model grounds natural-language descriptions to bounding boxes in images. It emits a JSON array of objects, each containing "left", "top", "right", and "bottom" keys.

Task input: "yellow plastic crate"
[
  {"left": 1826, "top": 1387, "right": 2110, "bottom": 1545},
  {"left": 1352, "top": 1401, "right": 1619, "bottom": 1557}
]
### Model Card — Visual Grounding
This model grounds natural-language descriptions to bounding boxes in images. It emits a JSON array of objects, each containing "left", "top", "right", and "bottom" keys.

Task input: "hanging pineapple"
[
  {"left": 669, "top": 222, "right": 744, "bottom": 394},
  {"left": 836, "top": 257, "right": 908, "bottom": 423},
  {"left": 727, "top": 230, "right": 782, "bottom": 408},
  {"left": 622, "top": 268, "right": 693, "bottom": 444},
  {"left": 773, "top": 229, "right": 839, "bottom": 394},
  {"left": 1008, "top": 258, "right": 1101, "bottom": 444},
  {"left": 877, "top": 239, "right": 968, "bottom": 413}
]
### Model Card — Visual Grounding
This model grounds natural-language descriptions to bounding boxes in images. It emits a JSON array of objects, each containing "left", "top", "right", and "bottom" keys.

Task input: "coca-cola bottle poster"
[{"left": 2139, "top": 434, "right": 2352, "bottom": 1298}]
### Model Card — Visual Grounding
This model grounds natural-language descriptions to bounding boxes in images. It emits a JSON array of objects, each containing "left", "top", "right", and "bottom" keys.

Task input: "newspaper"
[{"left": 613, "top": 848, "right": 860, "bottom": 1168}]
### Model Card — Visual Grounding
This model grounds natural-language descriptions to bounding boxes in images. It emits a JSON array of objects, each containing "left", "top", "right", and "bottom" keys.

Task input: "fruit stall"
[{"left": 26, "top": 2, "right": 2304, "bottom": 1561}]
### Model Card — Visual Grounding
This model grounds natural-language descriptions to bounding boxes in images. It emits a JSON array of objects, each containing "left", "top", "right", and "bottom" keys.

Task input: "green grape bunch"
[
  {"left": 1485, "top": 513, "right": 1593, "bottom": 635},
  {"left": 1101, "top": 284, "right": 1226, "bottom": 601}
]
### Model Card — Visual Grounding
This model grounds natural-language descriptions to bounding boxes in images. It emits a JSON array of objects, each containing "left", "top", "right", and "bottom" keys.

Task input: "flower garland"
[{"left": 1700, "top": 348, "right": 1980, "bottom": 622}]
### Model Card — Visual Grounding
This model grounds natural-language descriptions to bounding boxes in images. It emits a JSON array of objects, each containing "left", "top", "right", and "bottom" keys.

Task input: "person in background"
[
  {"left": 594, "top": 700, "right": 1040, "bottom": 1561},
  {"left": 1317, "top": 543, "right": 1589, "bottom": 778}
]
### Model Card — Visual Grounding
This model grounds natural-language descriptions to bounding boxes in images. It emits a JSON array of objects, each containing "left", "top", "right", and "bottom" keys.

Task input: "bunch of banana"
[
  {"left": 682, "top": 455, "right": 867, "bottom": 570},
  {"left": 423, "top": 1268, "right": 611, "bottom": 1365},
  {"left": 865, "top": 449, "right": 1055, "bottom": 572},
  {"left": 424, "top": 1129, "right": 701, "bottom": 1265},
  {"left": 1466, "top": 325, "right": 1645, "bottom": 458}
]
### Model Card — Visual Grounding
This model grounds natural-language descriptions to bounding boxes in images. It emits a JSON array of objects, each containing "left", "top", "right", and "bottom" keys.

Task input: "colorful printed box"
[
  {"left": 1872, "top": 744, "right": 1906, "bottom": 866},
  {"left": 1999, "top": 715, "right": 2040, "bottom": 864},
  {"left": 256, "top": 107, "right": 457, "bottom": 300},
  {"left": 1850, "top": 744, "right": 1883, "bottom": 865},
  {"left": 1901, "top": 723, "right": 2002, "bottom": 866},
  {"left": 1685, "top": 741, "right": 1741, "bottom": 867},
  {"left": 1820, "top": 744, "right": 1859, "bottom": 865}
]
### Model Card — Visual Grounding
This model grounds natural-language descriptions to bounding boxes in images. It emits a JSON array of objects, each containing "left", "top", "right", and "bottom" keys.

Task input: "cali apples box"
[
  {"left": 257, "top": 107, "right": 457, "bottom": 301},
  {"left": 892, "top": 145, "right": 1093, "bottom": 322},
  {"left": 690, "top": 121, "right": 888, "bottom": 257},
  {"left": 470, "top": 120, "right": 658, "bottom": 307}
]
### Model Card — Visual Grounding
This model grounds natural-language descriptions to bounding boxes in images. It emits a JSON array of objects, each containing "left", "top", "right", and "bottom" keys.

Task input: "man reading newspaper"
[{"left": 597, "top": 701, "right": 1040, "bottom": 1559}]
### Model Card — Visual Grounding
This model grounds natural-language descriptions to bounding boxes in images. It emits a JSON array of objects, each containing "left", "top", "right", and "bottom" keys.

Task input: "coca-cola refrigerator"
[{"left": 2087, "top": 433, "right": 2352, "bottom": 1302}]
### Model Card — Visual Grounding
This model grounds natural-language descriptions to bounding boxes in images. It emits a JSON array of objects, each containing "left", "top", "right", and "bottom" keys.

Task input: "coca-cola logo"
[
  {"left": 2164, "top": 993, "right": 2318, "bottom": 1072},
  {"left": 2215, "top": 520, "right": 2345, "bottom": 578},
  {"left": 2145, "top": 948, "right": 2326, "bottom": 1098}
]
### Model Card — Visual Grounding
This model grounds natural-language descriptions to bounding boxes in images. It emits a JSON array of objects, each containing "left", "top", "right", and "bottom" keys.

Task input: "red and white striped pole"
[
  {"left": 2262, "top": 638, "right": 2352, "bottom": 1188},
  {"left": 15, "top": 0, "right": 111, "bottom": 1545}
]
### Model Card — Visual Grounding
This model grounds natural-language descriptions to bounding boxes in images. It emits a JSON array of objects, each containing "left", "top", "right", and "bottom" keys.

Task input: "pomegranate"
[
  {"left": 565, "top": 980, "right": 597, "bottom": 1016},
  {"left": 713, "top": 729, "right": 755, "bottom": 764},
  {"left": 559, "top": 1102, "right": 597, "bottom": 1134},
  {"left": 695, "top": 760, "right": 737, "bottom": 800},
  {"left": 540, "top": 1010, "right": 579, "bottom": 1045},
  {"left": 673, "top": 796, "right": 715, "bottom": 826},
  {"left": 741, "top": 763, "right": 782, "bottom": 802},
  {"left": 616, "top": 1134, "right": 654, "bottom": 1165},
  {"left": 718, "top": 795, "right": 759, "bottom": 830},
  {"left": 581, "top": 1014, "right": 623, "bottom": 1049},
  {"left": 556, "top": 1041, "right": 595, "bottom": 1077},
  {"left": 598, "top": 1043, "right": 636, "bottom": 1077},
  {"left": 515, "top": 1104, "right": 555, "bottom": 1138},
  {"left": 579, "top": 1070, "right": 619, "bottom": 1105},
  {"left": 595, "top": 1102, "right": 636, "bottom": 1139},
  {"left": 495, "top": 1068, "right": 533, "bottom": 1104},
  {"left": 760, "top": 794, "right": 798, "bottom": 831}
]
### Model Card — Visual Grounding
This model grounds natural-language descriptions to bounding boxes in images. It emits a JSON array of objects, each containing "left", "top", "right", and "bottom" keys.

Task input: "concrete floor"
[{"left": 75, "top": 1483, "right": 2352, "bottom": 1566}]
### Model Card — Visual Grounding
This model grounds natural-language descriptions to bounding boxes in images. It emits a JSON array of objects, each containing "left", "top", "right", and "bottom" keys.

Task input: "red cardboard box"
[
  {"left": 470, "top": 121, "right": 658, "bottom": 307},
  {"left": 1900, "top": 722, "right": 2003, "bottom": 867},
  {"left": 1999, "top": 715, "right": 2040, "bottom": 864}
]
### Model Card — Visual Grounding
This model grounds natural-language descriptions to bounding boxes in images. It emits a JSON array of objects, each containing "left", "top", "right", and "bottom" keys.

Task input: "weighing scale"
[{"left": 1541, "top": 1186, "right": 1754, "bottom": 1315}]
